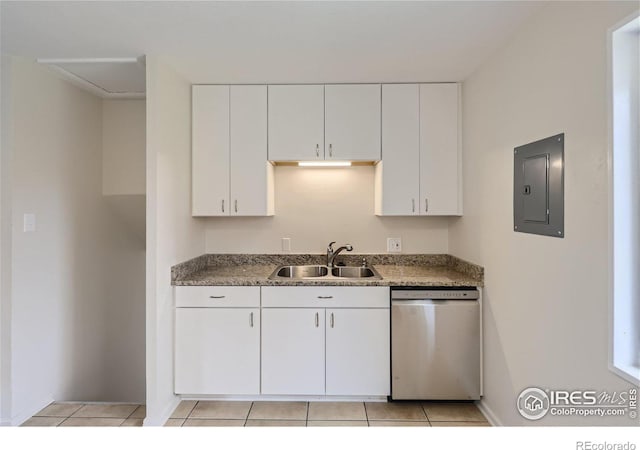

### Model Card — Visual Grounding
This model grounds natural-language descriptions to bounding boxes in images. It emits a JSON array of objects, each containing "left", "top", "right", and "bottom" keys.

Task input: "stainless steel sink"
[
  {"left": 272, "top": 265, "right": 329, "bottom": 278},
  {"left": 268, "top": 264, "right": 382, "bottom": 280},
  {"left": 331, "top": 266, "right": 377, "bottom": 278}
]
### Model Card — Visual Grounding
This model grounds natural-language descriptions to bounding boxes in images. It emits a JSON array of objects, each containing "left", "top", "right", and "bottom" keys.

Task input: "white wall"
[
  {"left": 145, "top": 57, "right": 206, "bottom": 425},
  {"left": 101, "top": 99, "right": 146, "bottom": 403},
  {"left": 0, "top": 53, "right": 13, "bottom": 425},
  {"left": 205, "top": 166, "right": 450, "bottom": 254},
  {"left": 103, "top": 99, "right": 146, "bottom": 196},
  {"left": 9, "top": 58, "right": 108, "bottom": 423},
  {"left": 4, "top": 59, "right": 147, "bottom": 424},
  {"left": 449, "top": 2, "right": 640, "bottom": 426}
]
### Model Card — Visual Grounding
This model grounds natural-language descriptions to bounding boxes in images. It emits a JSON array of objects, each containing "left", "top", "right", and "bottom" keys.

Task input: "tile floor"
[
  {"left": 165, "top": 400, "right": 490, "bottom": 427},
  {"left": 21, "top": 403, "right": 145, "bottom": 427},
  {"left": 22, "top": 400, "right": 490, "bottom": 427}
]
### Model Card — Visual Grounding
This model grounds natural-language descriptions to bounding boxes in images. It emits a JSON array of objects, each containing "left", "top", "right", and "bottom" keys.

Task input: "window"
[{"left": 610, "top": 13, "right": 640, "bottom": 384}]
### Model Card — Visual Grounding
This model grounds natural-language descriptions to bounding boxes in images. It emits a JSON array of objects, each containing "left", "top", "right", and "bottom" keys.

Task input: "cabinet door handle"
[
  {"left": 329, "top": 144, "right": 333, "bottom": 157},
  {"left": 249, "top": 312, "right": 254, "bottom": 328},
  {"left": 209, "top": 295, "right": 225, "bottom": 299},
  {"left": 317, "top": 296, "right": 333, "bottom": 299},
  {"left": 330, "top": 312, "right": 334, "bottom": 328},
  {"left": 315, "top": 312, "right": 319, "bottom": 327},
  {"left": 221, "top": 199, "right": 225, "bottom": 213},
  {"left": 412, "top": 198, "right": 415, "bottom": 213},
  {"left": 425, "top": 198, "right": 429, "bottom": 213},
  {"left": 316, "top": 144, "right": 320, "bottom": 157},
  {"left": 235, "top": 199, "right": 238, "bottom": 213}
]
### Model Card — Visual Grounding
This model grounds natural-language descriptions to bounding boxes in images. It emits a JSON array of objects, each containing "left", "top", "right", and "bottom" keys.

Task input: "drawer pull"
[
  {"left": 209, "top": 295, "right": 226, "bottom": 299},
  {"left": 317, "top": 296, "right": 333, "bottom": 299}
]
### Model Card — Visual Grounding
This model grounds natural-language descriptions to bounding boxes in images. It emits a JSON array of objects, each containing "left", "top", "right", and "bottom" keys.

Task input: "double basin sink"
[{"left": 268, "top": 264, "right": 382, "bottom": 280}]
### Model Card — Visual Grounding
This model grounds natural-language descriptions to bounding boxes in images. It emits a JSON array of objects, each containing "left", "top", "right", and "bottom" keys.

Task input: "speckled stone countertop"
[{"left": 172, "top": 254, "right": 483, "bottom": 287}]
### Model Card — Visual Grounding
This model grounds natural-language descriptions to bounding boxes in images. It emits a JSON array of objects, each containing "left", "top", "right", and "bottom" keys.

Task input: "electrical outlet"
[
  {"left": 281, "top": 237, "right": 291, "bottom": 253},
  {"left": 387, "top": 237, "right": 402, "bottom": 253},
  {"left": 23, "top": 213, "right": 36, "bottom": 232}
]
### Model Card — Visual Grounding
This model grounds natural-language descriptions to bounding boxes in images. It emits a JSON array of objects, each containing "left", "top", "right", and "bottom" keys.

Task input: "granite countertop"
[{"left": 172, "top": 254, "right": 483, "bottom": 287}]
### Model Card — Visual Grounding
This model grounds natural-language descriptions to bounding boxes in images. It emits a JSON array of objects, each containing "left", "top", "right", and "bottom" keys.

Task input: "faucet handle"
[{"left": 327, "top": 241, "right": 336, "bottom": 251}]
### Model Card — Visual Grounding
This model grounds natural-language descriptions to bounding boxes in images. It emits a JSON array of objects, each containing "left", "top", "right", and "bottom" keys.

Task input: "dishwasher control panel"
[{"left": 391, "top": 288, "right": 479, "bottom": 300}]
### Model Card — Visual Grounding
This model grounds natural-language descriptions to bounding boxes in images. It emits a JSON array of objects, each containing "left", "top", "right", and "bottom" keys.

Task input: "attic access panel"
[{"left": 513, "top": 134, "right": 564, "bottom": 238}]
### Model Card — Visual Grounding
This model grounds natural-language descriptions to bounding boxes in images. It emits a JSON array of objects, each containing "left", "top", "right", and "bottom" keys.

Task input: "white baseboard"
[
  {"left": 143, "top": 395, "right": 180, "bottom": 427},
  {"left": 476, "top": 399, "right": 503, "bottom": 427}
]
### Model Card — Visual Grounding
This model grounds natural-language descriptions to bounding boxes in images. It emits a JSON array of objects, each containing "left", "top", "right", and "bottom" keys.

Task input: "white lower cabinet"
[
  {"left": 325, "top": 308, "right": 390, "bottom": 396},
  {"left": 175, "top": 286, "right": 390, "bottom": 397},
  {"left": 261, "top": 308, "right": 325, "bottom": 395},
  {"left": 175, "top": 287, "right": 260, "bottom": 395},
  {"left": 261, "top": 286, "right": 390, "bottom": 397}
]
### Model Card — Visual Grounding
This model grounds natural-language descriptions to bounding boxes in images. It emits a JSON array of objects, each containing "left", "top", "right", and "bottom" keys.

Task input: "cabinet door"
[
  {"left": 268, "top": 85, "right": 324, "bottom": 161},
  {"left": 230, "top": 85, "right": 274, "bottom": 216},
  {"left": 420, "top": 83, "right": 462, "bottom": 215},
  {"left": 376, "top": 84, "right": 420, "bottom": 215},
  {"left": 325, "top": 84, "right": 381, "bottom": 161},
  {"left": 175, "top": 308, "right": 260, "bottom": 395},
  {"left": 192, "top": 85, "right": 230, "bottom": 216},
  {"left": 326, "top": 308, "right": 390, "bottom": 396},
  {"left": 261, "top": 308, "right": 325, "bottom": 395}
]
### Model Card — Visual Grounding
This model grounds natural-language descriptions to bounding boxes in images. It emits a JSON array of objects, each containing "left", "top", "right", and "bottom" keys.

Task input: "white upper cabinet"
[
  {"left": 325, "top": 84, "right": 381, "bottom": 161},
  {"left": 230, "top": 85, "right": 274, "bottom": 216},
  {"left": 192, "top": 85, "right": 230, "bottom": 216},
  {"left": 375, "top": 84, "right": 420, "bottom": 216},
  {"left": 192, "top": 85, "right": 274, "bottom": 217},
  {"left": 375, "top": 83, "right": 461, "bottom": 216},
  {"left": 420, "top": 83, "right": 462, "bottom": 216},
  {"left": 268, "top": 85, "right": 324, "bottom": 161}
]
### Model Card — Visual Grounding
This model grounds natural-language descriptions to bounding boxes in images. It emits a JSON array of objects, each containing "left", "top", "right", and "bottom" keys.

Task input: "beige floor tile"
[
  {"left": 369, "top": 420, "right": 431, "bottom": 427},
  {"left": 71, "top": 403, "right": 138, "bottom": 418},
  {"left": 21, "top": 416, "right": 66, "bottom": 426},
  {"left": 247, "top": 401, "right": 307, "bottom": 420},
  {"left": 121, "top": 418, "right": 144, "bottom": 426},
  {"left": 422, "top": 402, "right": 486, "bottom": 422},
  {"left": 164, "top": 418, "right": 185, "bottom": 427},
  {"left": 365, "top": 402, "right": 427, "bottom": 421},
  {"left": 129, "top": 405, "right": 146, "bottom": 419},
  {"left": 189, "top": 401, "right": 252, "bottom": 420},
  {"left": 182, "top": 419, "right": 245, "bottom": 427},
  {"left": 170, "top": 400, "right": 197, "bottom": 419},
  {"left": 430, "top": 421, "right": 491, "bottom": 427},
  {"left": 60, "top": 417, "right": 125, "bottom": 426},
  {"left": 34, "top": 402, "right": 83, "bottom": 417},
  {"left": 307, "top": 420, "right": 368, "bottom": 427},
  {"left": 308, "top": 402, "right": 366, "bottom": 421},
  {"left": 245, "top": 419, "right": 305, "bottom": 427}
]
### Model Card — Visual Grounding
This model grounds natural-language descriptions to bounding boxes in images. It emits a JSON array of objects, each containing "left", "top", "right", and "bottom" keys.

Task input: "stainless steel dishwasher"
[{"left": 391, "top": 287, "right": 481, "bottom": 400}]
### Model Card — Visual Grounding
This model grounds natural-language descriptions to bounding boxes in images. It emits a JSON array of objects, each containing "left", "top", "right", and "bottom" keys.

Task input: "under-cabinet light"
[{"left": 297, "top": 161, "right": 352, "bottom": 167}]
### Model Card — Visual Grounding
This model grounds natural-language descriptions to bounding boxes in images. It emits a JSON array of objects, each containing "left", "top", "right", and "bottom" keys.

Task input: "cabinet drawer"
[
  {"left": 261, "top": 286, "right": 389, "bottom": 308},
  {"left": 175, "top": 286, "right": 260, "bottom": 308}
]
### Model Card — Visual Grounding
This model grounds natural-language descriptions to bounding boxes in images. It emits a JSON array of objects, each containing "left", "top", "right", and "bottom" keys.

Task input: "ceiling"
[{"left": 1, "top": 1, "right": 546, "bottom": 89}]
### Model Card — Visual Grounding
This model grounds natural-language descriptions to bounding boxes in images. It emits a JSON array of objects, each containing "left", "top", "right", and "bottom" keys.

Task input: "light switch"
[{"left": 23, "top": 213, "right": 36, "bottom": 232}]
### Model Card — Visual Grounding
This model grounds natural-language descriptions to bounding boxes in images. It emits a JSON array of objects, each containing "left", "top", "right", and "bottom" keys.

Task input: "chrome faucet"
[{"left": 326, "top": 241, "right": 353, "bottom": 267}]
